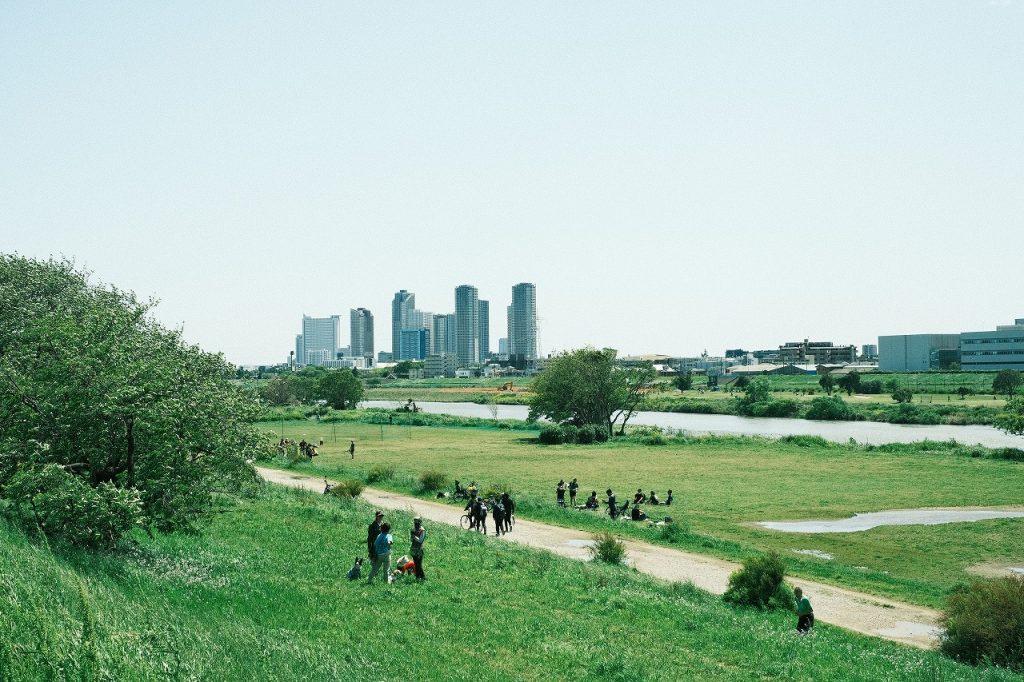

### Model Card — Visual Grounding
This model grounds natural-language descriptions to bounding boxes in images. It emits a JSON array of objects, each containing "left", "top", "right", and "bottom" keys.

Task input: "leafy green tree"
[
  {"left": 259, "top": 374, "right": 299, "bottom": 405},
  {"left": 993, "top": 369, "right": 1023, "bottom": 398},
  {"left": 891, "top": 387, "right": 914, "bottom": 404},
  {"left": 734, "top": 375, "right": 751, "bottom": 390},
  {"left": 836, "top": 371, "right": 861, "bottom": 396},
  {"left": 818, "top": 373, "right": 836, "bottom": 396},
  {"left": 317, "top": 369, "right": 364, "bottom": 409},
  {"left": 995, "top": 398, "right": 1024, "bottom": 436},
  {"left": 673, "top": 371, "right": 693, "bottom": 391},
  {"left": 528, "top": 349, "right": 656, "bottom": 436},
  {"left": 957, "top": 386, "right": 973, "bottom": 400},
  {"left": 0, "top": 256, "right": 267, "bottom": 543}
]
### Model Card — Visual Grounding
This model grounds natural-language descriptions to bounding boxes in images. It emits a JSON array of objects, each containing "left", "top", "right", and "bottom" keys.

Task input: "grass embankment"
[
  {"left": 2, "top": 487, "right": 1019, "bottom": 681},
  {"left": 263, "top": 417, "right": 1024, "bottom": 609}
]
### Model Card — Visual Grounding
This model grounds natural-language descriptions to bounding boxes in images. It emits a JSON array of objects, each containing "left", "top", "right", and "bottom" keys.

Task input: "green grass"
[
  {"left": 1, "top": 487, "right": 1019, "bottom": 680},
  {"left": 264, "top": 419, "right": 1024, "bottom": 609}
]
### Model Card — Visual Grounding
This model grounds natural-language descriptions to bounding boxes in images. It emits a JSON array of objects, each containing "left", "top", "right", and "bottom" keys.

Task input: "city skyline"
[{"left": 3, "top": 4, "right": 1022, "bottom": 366}]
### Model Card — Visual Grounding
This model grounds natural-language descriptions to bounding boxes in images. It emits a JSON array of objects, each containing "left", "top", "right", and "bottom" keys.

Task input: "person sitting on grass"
[
  {"left": 631, "top": 505, "right": 647, "bottom": 522},
  {"left": 633, "top": 489, "right": 646, "bottom": 505},
  {"left": 665, "top": 489, "right": 673, "bottom": 506},
  {"left": 584, "top": 491, "right": 599, "bottom": 510},
  {"left": 648, "top": 490, "right": 660, "bottom": 505},
  {"left": 454, "top": 480, "right": 467, "bottom": 498},
  {"left": 794, "top": 587, "right": 814, "bottom": 633}
]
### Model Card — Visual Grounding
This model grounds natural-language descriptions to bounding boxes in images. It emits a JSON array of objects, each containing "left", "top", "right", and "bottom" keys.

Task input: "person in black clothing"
[
  {"left": 568, "top": 478, "right": 579, "bottom": 507},
  {"left": 606, "top": 489, "right": 617, "bottom": 519},
  {"left": 500, "top": 492, "right": 515, "bottom": 533},
  {"left": 367, "top": 511, "right": 384, "bottom": 562},
  {"left": 631, "top": 505, "right": 647, "bottom": 522},
  {"left": 634, "top": 489, "right": 646, "bottom": 505},
  {"left": 648, "top": 490, "right": 660, "bottom": 505},
  {"left": 475, "top": 498, "right": 488, "bottom": 535},
  {"left": 665, "top": 489, "right": 674, "bottom": 506},
  {"left": 584, "top": 491, "right": 599, "bottom": 510},
  {"left": 492, "top": 497, "right": 505, "bottom": 537},
  {"left": 556, "top": 480, "right": 566, "bottom": 507},
  {"left": 465, "top": 496, "right": 479, "bottom": 529}
]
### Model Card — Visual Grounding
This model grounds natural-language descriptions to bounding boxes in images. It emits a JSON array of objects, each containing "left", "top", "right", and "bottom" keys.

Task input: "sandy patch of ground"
[
  {"left": 966, "top": 561, "right": 1024, "bottom": 578},
  {"left": 257, "top": 467, "right": 942, "bottom": 649}
]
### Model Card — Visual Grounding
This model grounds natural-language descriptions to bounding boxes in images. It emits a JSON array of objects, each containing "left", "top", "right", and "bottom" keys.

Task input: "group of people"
[
  {"left": 353, "top": 509, "right": 427, "bottom": 584},
  {"left": 463, "top": 485, "right": 515, "bottom": 537},
  {"left": 554, "top": 480, "right": 674, "bottom": 520}
]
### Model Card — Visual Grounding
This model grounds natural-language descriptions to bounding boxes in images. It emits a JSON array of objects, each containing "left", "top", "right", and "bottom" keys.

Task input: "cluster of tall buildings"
[{"left": 292, "top": 283, "right": 538, "bottom": 374}]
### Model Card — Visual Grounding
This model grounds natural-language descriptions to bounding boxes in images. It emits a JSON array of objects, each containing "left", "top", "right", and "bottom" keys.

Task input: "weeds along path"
[{"left": 257, "top": 467, "right": 942, "bottom": 650}]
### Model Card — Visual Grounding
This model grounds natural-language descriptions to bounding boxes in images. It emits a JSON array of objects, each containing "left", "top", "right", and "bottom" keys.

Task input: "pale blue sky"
[{"left": 2, "top": 2, "right": 1021, "bottom": 365}]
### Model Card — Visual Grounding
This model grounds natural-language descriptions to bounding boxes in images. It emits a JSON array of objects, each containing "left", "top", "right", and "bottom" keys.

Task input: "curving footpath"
[{"left": 257, "top": 467, "right": 942, "bottom": 650}]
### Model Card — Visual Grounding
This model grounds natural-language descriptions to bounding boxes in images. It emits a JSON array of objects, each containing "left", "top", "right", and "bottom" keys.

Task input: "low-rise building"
[
  {"left": 960, "top": 318, "right": 1024, "bottom": 372},
  {"left": 424, "top": 353, "right": 459, "bottom": 378},
  {"left": 778, "top": 340, "right": 856, "bottom": 365}
]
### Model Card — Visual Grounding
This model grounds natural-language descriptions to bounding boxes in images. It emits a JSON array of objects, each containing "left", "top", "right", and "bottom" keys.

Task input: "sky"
[{"left": 2, "top": 2, "right": 1022, "bottom": 366}]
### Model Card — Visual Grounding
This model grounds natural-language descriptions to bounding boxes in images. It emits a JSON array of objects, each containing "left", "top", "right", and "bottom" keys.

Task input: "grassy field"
[
  {"left": 266, "top": 418, "right": 1024, "bottom": 609},
  {"left": 2, "top": 486, "right": 1019, "bottom": 681}
]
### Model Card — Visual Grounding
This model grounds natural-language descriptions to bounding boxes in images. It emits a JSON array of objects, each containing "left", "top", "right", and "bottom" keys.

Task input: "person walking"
[
  {"left": 349, "top": 439, "right": 356, "bottom": 459},
  {"left": 410, "top": 516, "right": 427, "bottom": 581},
  {"left": 367, "top": 511, "right": 383, "bottom": 564},
  {"left": 568, "top": 478, "right": 579, "bottom": 507},
  {"left": 794, "top": 587, "right": 814, "bottom": 633},
  {"left": 500, "top": 491, "right": 515, "bottom": 533},
  {"left": 492, "top": 497, "right": 505, "bottom": 537},
  {"left": 367, "top": 523, "right": 393, "bottom": 583}
]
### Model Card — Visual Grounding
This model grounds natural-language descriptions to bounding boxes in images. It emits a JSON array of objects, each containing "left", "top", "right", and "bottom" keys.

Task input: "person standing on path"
[
  {"left": 367, "top": 511, "right": 383, "bottom": 564},
  {"left": 350, "top": 439, "right": 356, "bottom": 459},
  {"left": 794, "top": 587, "right": 814, "bottom": 633},
  {"left": 500, "top": 491, "right": 515, "bottom": 533},
  {"left": 410, "top": 516, "right": 427, "bottom": 581},
  {"left": 368, "top": 522, "right": 393, "bottom": 583},
  {"left": 568, "top": 478, "right": 579, "bottom": 507}
]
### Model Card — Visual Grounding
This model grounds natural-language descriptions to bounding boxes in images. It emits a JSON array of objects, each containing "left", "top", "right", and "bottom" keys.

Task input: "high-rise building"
[
  {"left": 399, "top": 328, "right": 428, "bottom": 361},
  {"left": 478, "top": 299, "right": 490, "bottom": 361},
  {"left": 350, "top": 308, "right": 374, "bottom": 360},
  {"left": 445, "top": 313, "right": 457, "bottom": 354},
  {"left": 299, "top": 315, "right": 341, "bottom": 366},
  {"left": 391, "top": 290, "right": 416, "bottom": 360},
  {"left": 295, "top": 334, "right": 305, "bottom": 368},
  {"left": 431, "top": 313, "right": 452, "bottom": 355},
  {"left": 454, "top": 284, "right": 479, "bottom": 367},
  {"left": 508, "top": 283, "right": 538, "bottom": 361}
]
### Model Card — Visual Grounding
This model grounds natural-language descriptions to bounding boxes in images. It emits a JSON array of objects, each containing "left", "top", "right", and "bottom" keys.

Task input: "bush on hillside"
[
  {"left": 723, "top": 551, "right": 794, "bottom": 610},
  {"left": 366, "top": 464, "right": 396, "bottom": 483},
  {"left": 538, "top": 424, "right": 564, "bottom": 444},
  {"left": 418, "top": 469, "right": 448, "bottom": 492},
  {"left": 589, "top": 532, "right": 627, "bottom": 565},
  {"left": 576, "top": 424, "right": 597, "bottom": 444},
  {"left": 559, "top": 424, "right": 580, "bottom": 444},
  {"left": 940, "top": 576, "right": 1024, "bottom": 672},
  {"left": 5, "top": 465, "right": 143, "bottom": 549}
]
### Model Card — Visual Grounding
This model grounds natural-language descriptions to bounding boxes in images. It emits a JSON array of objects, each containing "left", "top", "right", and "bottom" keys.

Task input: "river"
[{"left": 359, "top": 400, "right": 1024, "bottom": 448}]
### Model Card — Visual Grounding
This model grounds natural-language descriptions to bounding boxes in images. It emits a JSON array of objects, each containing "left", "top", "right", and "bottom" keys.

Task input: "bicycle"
[{"left": 460, "top": 514, "right": 473, "bottom": 530}]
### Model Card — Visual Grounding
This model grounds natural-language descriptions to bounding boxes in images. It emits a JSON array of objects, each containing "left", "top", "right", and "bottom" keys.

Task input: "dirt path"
[{"left": 257, "top": 467, "right": 942, "bottom": 649}]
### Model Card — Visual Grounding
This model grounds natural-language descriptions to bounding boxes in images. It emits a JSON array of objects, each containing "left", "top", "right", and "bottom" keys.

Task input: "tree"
[
  {"left": 259, "top": 374, "right": 299, "bottom": 405},
  {"left": 993, "top": 369, "right": 1023, "bottom": 398},
  {"left": 737, "top": 377, "right": 771, "bottom": 411},
  {"left": 734, "top": 375, "right": 751, "bottom": 390},
  {"left": 673, "top": 371, "right": 693, "bottom": 391},
  {"left": 892, "top": 387, "right": 914, "bottom": 403},
  {"left": 995, "top": 398, "right": 1024, "bottom": 436},
  {"left": 0, "top": 256, "right": 267, "bottom": 544},
  {"left": 818, "top": 373, "right": 836, "bottom": 396},
  {"left": 528, "top": 348, "right": 656, "bottom": 436},
  {"left": 836, "top": 371, "right": 861, "bottom": 396},
  {"left": 317, "top": 369, "right": 364, "bottom": 410}
]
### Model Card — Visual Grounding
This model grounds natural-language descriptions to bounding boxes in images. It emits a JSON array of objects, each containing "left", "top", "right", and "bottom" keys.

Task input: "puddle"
[
  {"left": 1011, "top": 567, "right": 1024, "bottom": 575},
  {"left": 793, "top": 549, "right": 833, "bottom": 560},
  {"left": 874, "top": 621, "right": 942, "bottom": 639},
  {"left": 759, "top": 509, "right": 1024, "bottom": 534},
  {"left": 565, "top": 539, "right": 595, "bottom": 549}
]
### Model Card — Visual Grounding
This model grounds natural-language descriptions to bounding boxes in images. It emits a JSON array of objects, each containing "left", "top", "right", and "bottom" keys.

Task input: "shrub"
[
  {"left": 589, "top": 532, "right": 627, "bottom": 565},
  {"left": 779, "top": 435, "right": 831, "bottom": 448},
  {"left": 658, "top": 521, "right": 687, "bottom": 544},
  {"left": 940, "top": 576, "right": 1024, "bottom": 671},
  {"left": 723, "top": 551, "right": 794, "bottom": 609},
  {"left": 594, "top": 427, "right": 610, "bottom": 442},
  {"left": 576, "top": 424, "right": 597, "bottom": 444},
  {"left": 559, "top": 424, "right": 580, "bottom": 444},
  {"left": 749, "top": 399, "right": 800, "bottom": 418},
  {"left": 892, "top": 387, "right": 914, "bottom": 403},
  {"left": 5, "top": 465, "right": 143, "bottom": 549},
  {"left": 418, "top": 469, "right": 448, "bottom": 492},
  {"left": 804, "top": 396, "right": 854, "bottom": 421},
  {"left": 860, "top": 380, "right": 883, "bottom": 394},
  {"left": 366, "top": 464, "right": 396, "bottom": 483},
  {"left": 538, "top": 425, "right": 564, "bottom": 445},
  {"left": 327, "top": 479, "right": 365, "bottom": 498}
]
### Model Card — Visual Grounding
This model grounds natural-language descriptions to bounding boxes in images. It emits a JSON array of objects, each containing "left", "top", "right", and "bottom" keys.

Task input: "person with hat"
[
  {"left": 410, "top": 516, "right": 427, "bottom": 581},
  {"left": 367, "top": 511, "right": 384, "bottom": 564}
]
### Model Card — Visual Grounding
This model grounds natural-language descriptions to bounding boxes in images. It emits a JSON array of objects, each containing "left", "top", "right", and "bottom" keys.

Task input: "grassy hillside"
[
  {"left": 264, "top": 419, "right": 1024, "bottom": 608},
  {"left": 1, "top": 486, "right": 1018, "bottom": 681}
]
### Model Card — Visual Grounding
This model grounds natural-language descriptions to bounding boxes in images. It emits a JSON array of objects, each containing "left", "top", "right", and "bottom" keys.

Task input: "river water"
[{"left": 359, "top": 400, "right": 1024, "bottom": 448}]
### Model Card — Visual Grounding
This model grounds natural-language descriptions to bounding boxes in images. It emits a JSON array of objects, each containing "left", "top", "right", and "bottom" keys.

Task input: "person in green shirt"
[{"left": 794, "top": 587, "right": 814, "bottom": 633}]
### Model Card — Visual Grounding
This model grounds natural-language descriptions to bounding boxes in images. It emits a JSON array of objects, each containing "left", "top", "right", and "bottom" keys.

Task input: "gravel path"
[{"left": 257, "top": 467, "right": 942, "bottom": 649}]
